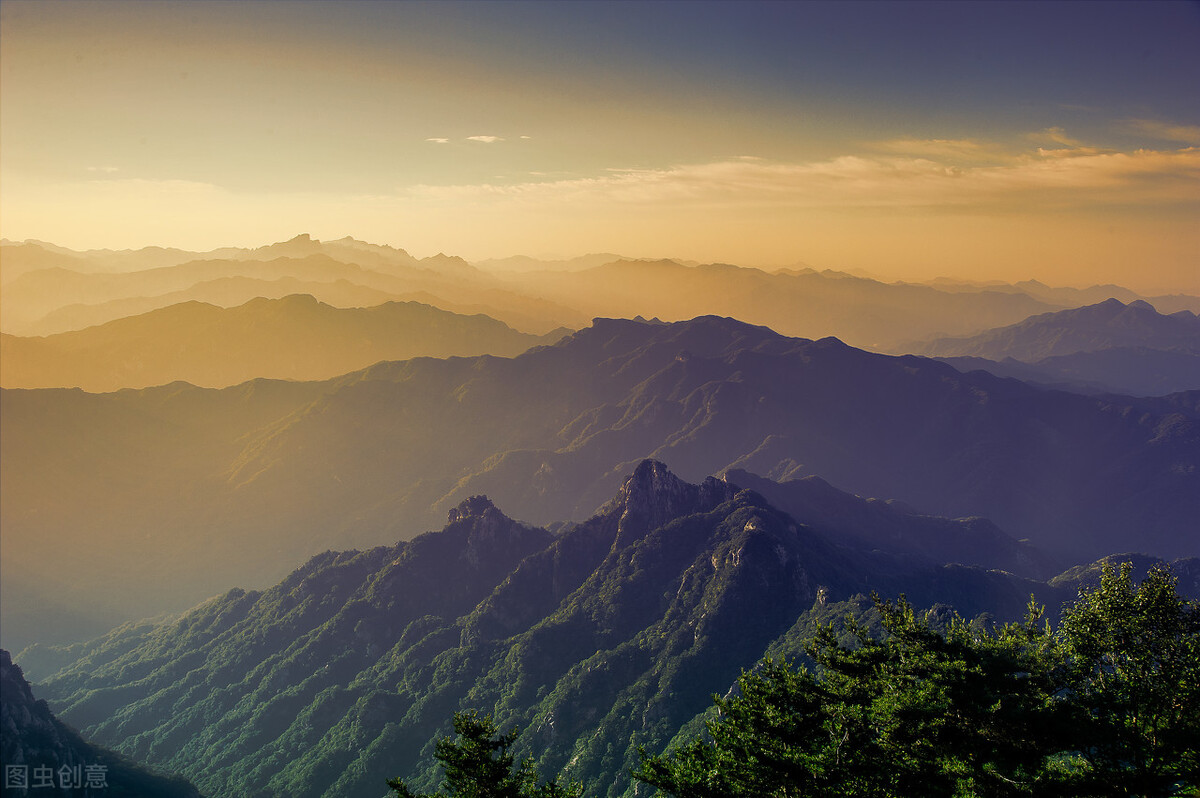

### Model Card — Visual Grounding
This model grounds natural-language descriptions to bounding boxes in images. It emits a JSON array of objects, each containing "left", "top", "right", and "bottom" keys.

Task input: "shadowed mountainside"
[
  {"left": 0, "top": 649, "right": 201, "bottom": 798},
  {"left": 3, "top": 316, "right": 1197, "bottom": 653},
  {"left": 0, "top": 295, "right": 568, "bottom": 390},
  {"left": 23, "top": 463, "right": 1199, "bottom": 798},
  {"left": 939, "top": 347, "right": 1200, "bottom": 397}
]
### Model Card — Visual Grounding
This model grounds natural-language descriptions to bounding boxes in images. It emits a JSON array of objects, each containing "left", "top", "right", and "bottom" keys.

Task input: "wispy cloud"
[
  {"left": 425, "top": 138, "right": 450, "bottom": 144},
  {"left": 467, "top": 135, "right": 504, "bottom": 143},
  {"left": 1034, "top": 146, "right": 1106, "bottom": 159},
  {"left": 406, "top": 144, "right": 1200, "bottom": 213},
  {"left": 1029, "top": 127, "right": 1085, "bottom": 147},
  {"left": 869, "top": 138, "right": 1005, "bottom": 162},
  {"left": 83, "top": 178, "right": 225, "bottom": 195},
  {"left": 1122, "top": 118, "right": 1200, "bottom": 146},
  {"left": 86, "top": 165, "right": 120, "bottom": 174}
]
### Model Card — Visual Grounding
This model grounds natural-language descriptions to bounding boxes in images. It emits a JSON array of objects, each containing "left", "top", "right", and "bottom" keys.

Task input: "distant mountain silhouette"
[
  {"left": 23, "top": 463, "right": 1197, "bottom": 798},
  {"left": 913, "top": 298, "right": 1200, "bottom": 360},
  {"left": 0, "top": 242, "right": 91, "bottom": 285},
  {"left": 911, "top": 298, "right": 1200, "bottom": 395},
  {"left": 0, "top": 649, "right": 200, "bottom": 797},
  {"left": 1, "top": 238, "right": 585, "bottom": 336},
  {"left": 1, "top": 253, "right": 392, "bottom": 331},
  {"left": 28, "top": 276, "right": 399, "bottom": 334},
  {"left": 4, "top": 316, "right": 1196, "bottom": 653},
  {"left": 7, "top": 237, "right": 1198, "bottom": 346},
  {"left": 1, "top": 295, "right": 568, "bottom": 391},
  {"left": 474, "top": 252, "right": 631, "bottom": 272},
  {"left": 500, "top": 258, "right": 1062, "bottom": 350}
]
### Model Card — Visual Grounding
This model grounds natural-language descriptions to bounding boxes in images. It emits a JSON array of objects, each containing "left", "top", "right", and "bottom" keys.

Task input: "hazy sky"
[{"left": 2, "top": 0, "right": 1198, "bottom": 291}]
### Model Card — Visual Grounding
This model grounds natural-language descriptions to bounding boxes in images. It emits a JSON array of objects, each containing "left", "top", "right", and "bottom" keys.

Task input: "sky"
[{"left": 2, "top": 0, "right": 1198, "bottom": 292}]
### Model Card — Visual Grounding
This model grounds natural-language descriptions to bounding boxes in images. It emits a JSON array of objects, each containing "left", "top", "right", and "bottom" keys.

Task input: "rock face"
[
  {"left": 0, "top": 649, "right": 200, "bottom": 798},
  {"left": 27, "top": 461, "right": 1196, "bottom": 798},
  {"left": 602, "top": 459, "right": 739, "bottom": 547}
]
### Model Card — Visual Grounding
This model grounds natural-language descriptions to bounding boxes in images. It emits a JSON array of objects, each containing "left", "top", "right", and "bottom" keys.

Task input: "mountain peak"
[
  {"left": 606, "top": 460, "right": 738, "bottom": 547},
  {"left": 447, "top": 495, "right": 498, "bottom": 524},
  {"left": 915, "top": 296, "right": 1200, "bottom": 363}
]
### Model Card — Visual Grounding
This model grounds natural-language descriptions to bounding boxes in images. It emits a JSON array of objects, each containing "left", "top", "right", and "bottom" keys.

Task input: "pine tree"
[
  {"left": 388, "top": 711, "right": 580, "bottom": 798},
  {"left": 634, "top": 565, "right": 1200, "bottom": 797}
]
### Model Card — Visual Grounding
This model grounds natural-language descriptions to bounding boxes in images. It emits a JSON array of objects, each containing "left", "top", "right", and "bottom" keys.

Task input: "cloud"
[
  {"left": 467, "top": 135, "right": 504, "bottom": 143},
  {"left": 1029, "top": 127, "right": 1084, "bottom": 147},
  {"left": 84, "top": 178, "right": 222, "bottom": 194},
  {"left": 1123, "top": 118, "right": 1200, "bottom": 146},
  {"left": 425, "top": 138, "right": 450, "bottom": 144},
  {"left": 870, "top": 138, "right": 1005, "bottom": 162},
  {"left": 1035, "top": 146, "right": 1106, "bottom": 159},
  {"left": 86, "top": 165, "right": 120, "bottom": 173},
  {"left": 405, "top": 145, "right": 1200, "bottom": 214}
]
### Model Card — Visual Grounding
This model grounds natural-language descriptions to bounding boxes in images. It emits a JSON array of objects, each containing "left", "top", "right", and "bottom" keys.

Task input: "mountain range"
[
  {"left": 4, "top": 234, "right": 1200, "bottom": 798},
  {"left": 0, "top": 295, "right": 568, "bottom": 391},
  {"left": 8, "top": 235, "right": 1199, "bottom": 349},
  {"left": 0, "top": 238, "right": 587, "bottom": 337},
  {"left": 914, "top": 297, "right": 1200, "bottom": 360},
  {"left": 912, "top": 298, "right": 1200, "bottom": 396},
  {"left": 19, "top": 462, "right": 1199, "bottom": 798},
  {"left": 4, "top": 315, "right": 1197, "bottom": 654}
]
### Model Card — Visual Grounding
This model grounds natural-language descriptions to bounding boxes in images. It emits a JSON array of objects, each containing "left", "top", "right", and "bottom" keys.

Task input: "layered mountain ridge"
[
  {"left": 4, "top": 315, "right": 1197, "bottom": 653},
  {"left": 8, "top": 235, "right": 1198, "bottom": 348},
  {"left": 914, "top": 298, "right": 1200, "bottom": 396},
  {"left": 914, "top": 297, "right": 1200, "bottom": 361},
  {"left": 22, "top": 462, "right": 1197, "bottom": 798},
  {"left": 0, "top": 295, "right": 568, "bottom": 391},
  {"left": 1, "top": 239, "right": 586, "bottom": 337}
]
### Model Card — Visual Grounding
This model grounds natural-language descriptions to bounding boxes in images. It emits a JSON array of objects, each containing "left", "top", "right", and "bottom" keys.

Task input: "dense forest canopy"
[
  {"left": 397, "top": 564, "right": 1198, "bottom": 797},
  {"left": 634, "top": 563, "right": 1199, "bottom": 797}
]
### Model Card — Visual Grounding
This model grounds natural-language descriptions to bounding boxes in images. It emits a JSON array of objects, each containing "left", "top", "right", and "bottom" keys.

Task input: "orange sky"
[{"left": 2, "top": 1, "right": 1198, "bottom": 293}]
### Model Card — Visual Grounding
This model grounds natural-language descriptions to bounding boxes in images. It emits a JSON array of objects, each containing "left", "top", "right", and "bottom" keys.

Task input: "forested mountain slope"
[{"left": 31, "top": 462, "right": 1188, "bottom": 798}]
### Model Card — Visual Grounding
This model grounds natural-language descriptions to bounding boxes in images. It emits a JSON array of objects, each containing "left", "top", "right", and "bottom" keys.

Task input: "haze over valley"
[{"left": 2, "top": 2, "right": 1198, "bottom": 796}]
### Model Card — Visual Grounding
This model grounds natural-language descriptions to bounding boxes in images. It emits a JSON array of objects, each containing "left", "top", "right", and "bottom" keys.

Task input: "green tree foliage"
[
  {"left": 388, "top": 711, "right": 581, "bottom": 798},
  {"left": 1056, "top": 562, "right": 1200, "bottom": 795},
  {"left": 634, "top": 563, "right": 1199, "bottom": 797}
]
